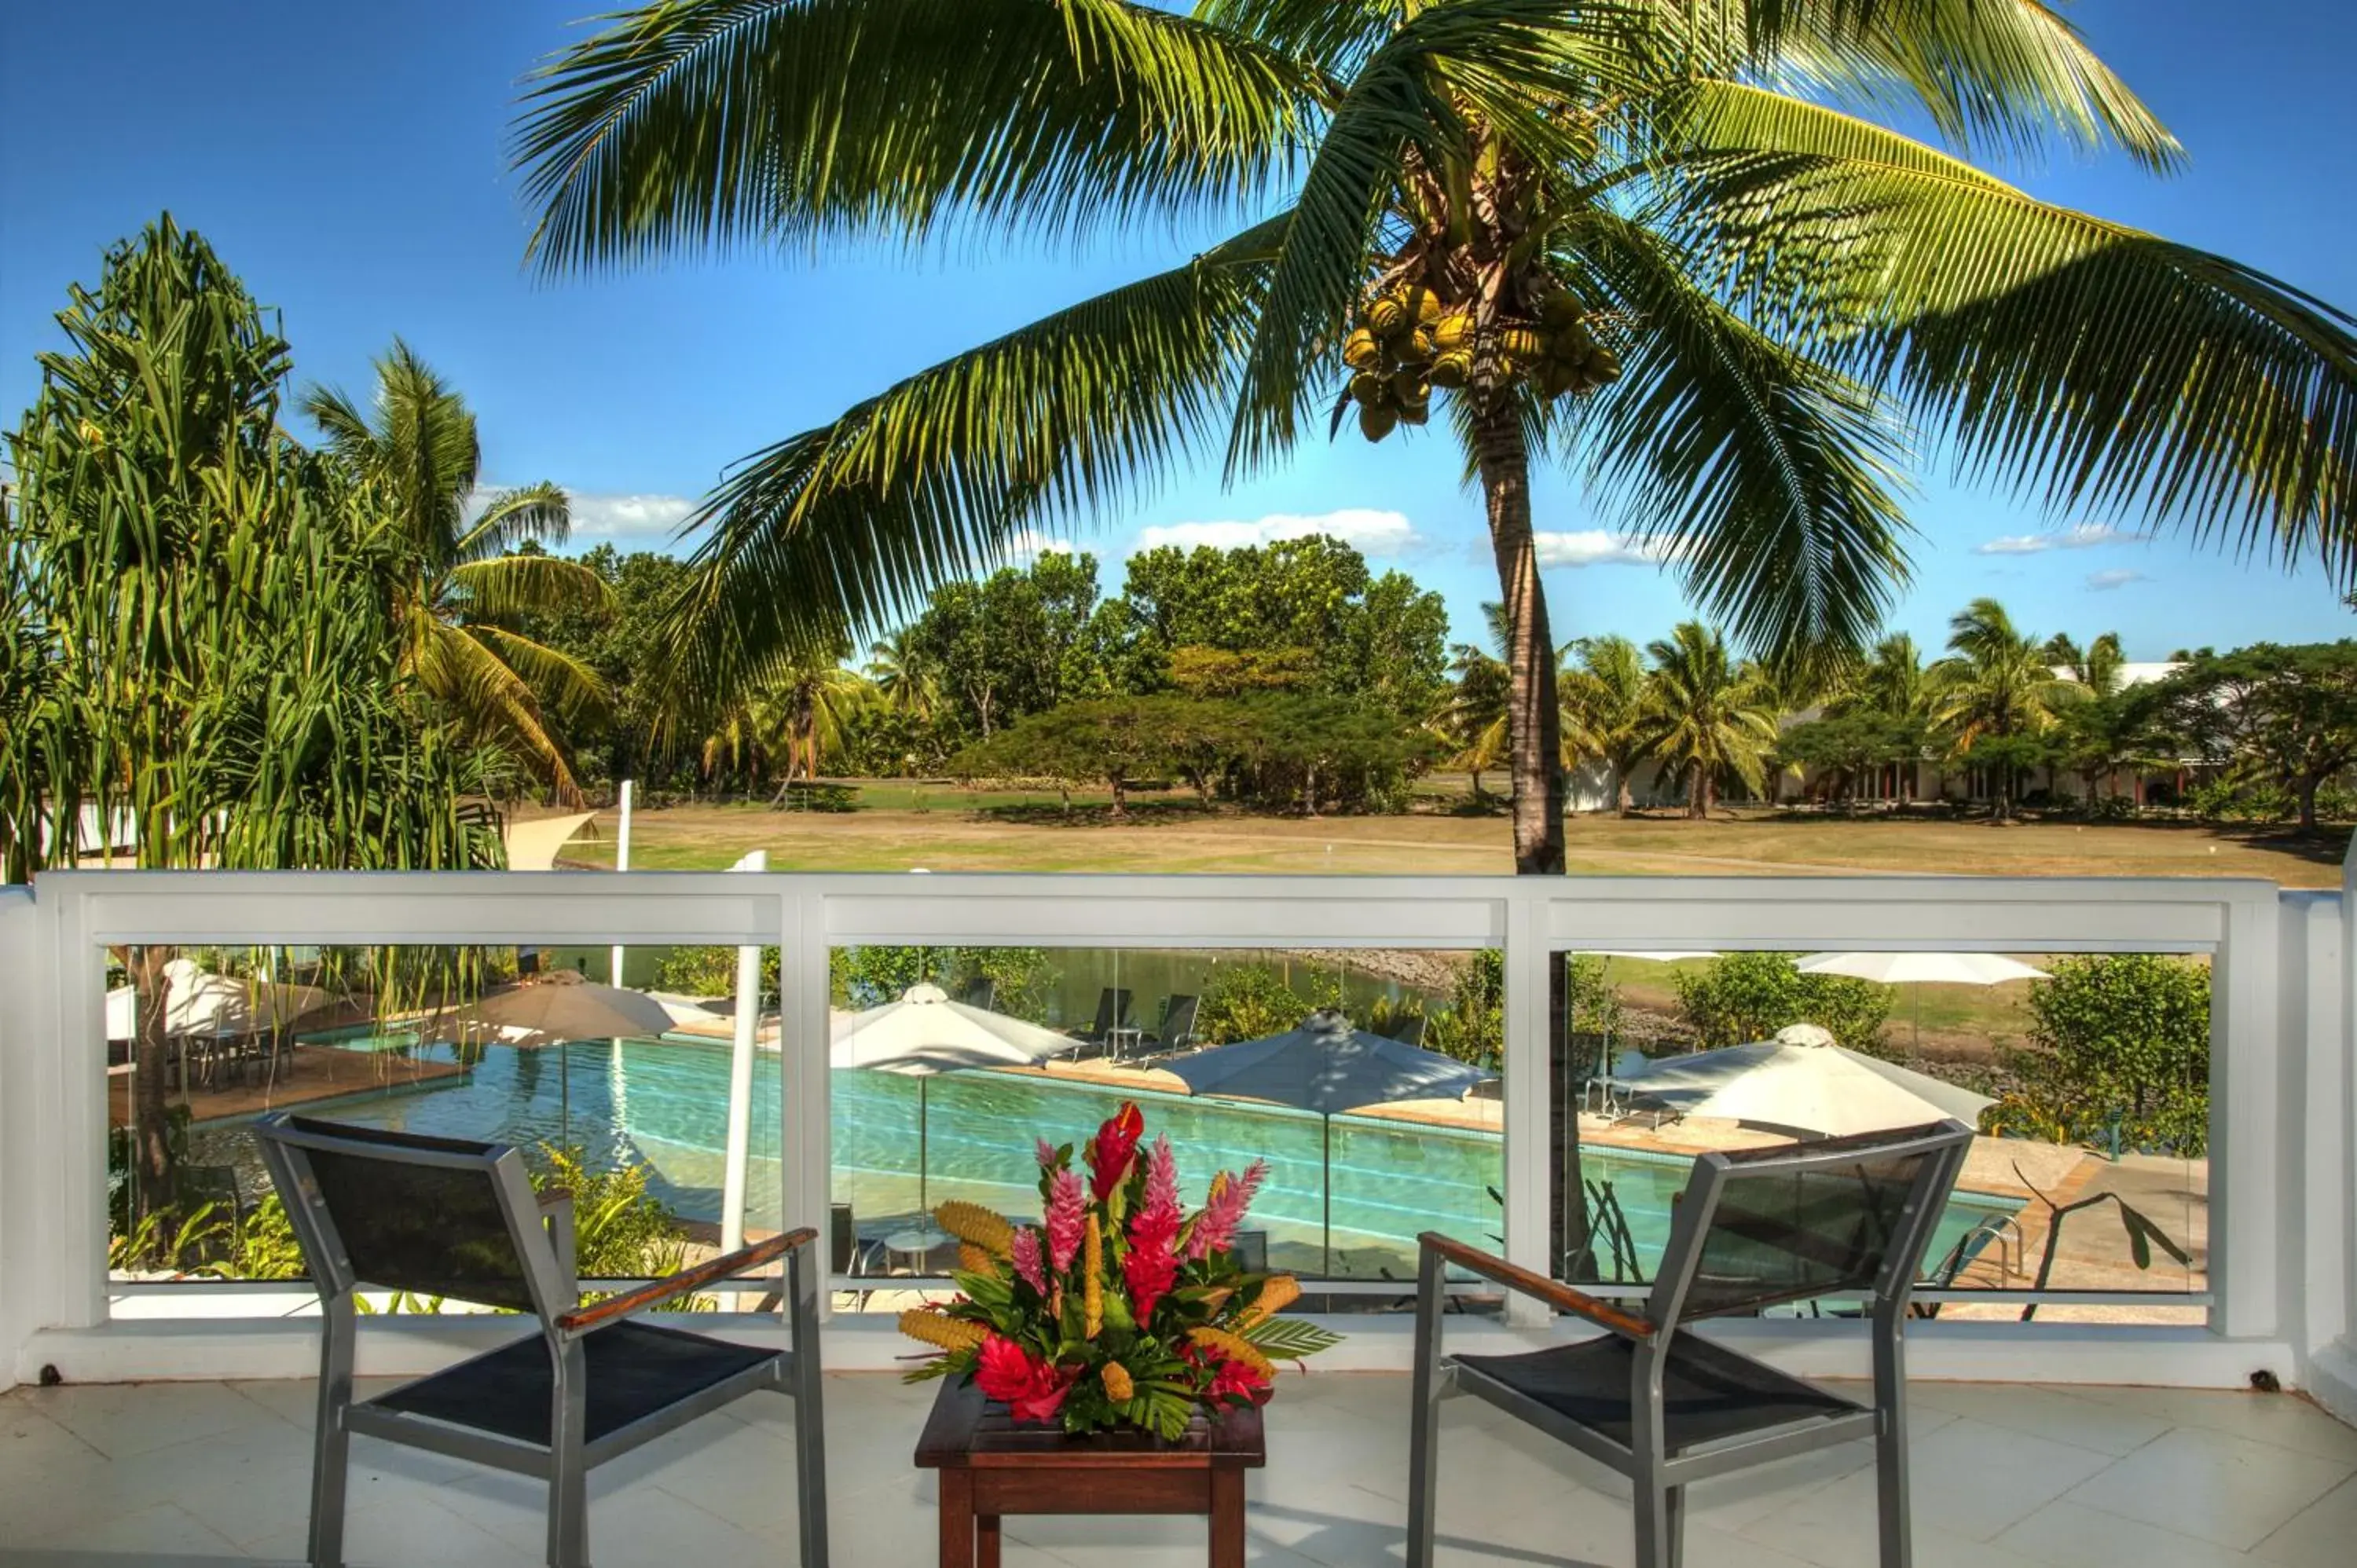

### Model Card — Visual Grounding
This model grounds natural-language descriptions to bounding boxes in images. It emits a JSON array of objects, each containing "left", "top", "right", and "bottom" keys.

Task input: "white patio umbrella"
[
  {"left": 1165, "top": 1009, "right": 1490, "bottom": 1273},
  {"left": 1624, "top": 1024, "right": 1992, "bottom": 1138},
  {"left": 830, "top": 984, "right": 1081, "bottom": 1215},
  {"left": 1793, "top": 951, "right": 2048, "bottom": 1053},
  {"left": 105, "top": 958, "right": 332, "bottom": 1042}
]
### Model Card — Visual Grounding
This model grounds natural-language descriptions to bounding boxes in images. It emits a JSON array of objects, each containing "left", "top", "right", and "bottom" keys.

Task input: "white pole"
[
  {"left": 607, "top": 780, "right": 634, "bottom": 987},
  {"left": 720, "top": 849, "right": 768, "bottom": 1254}
]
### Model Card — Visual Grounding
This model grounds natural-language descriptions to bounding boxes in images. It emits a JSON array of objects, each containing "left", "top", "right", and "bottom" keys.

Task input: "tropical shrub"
[
  {"left": 1673, "top": 952, "right": 1893, "bottom": 1057},
  {"left": 1193, "top": 963, "right": 1341, "bottom": 1046},
  {"left": 1995, "top": 955, "right": 2210, "bottom": 1155},
  {"left": 830, "top": 945, "right": 1057, "bottom": 1024}
]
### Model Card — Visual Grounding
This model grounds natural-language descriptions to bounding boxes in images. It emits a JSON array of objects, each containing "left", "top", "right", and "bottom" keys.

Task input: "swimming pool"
[{"left": 201, "top": 1037, "right": 2018, "bottom": 1281}]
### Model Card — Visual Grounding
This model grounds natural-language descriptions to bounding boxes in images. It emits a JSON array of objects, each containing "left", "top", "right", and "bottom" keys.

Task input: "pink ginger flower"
[
  {"left": 1010, "top": 1226, "right": 1048, "bottom": 1295},
  {"left": 1187, "top": 1159, "right": 1269, "bottom": 1261},
  {"left": 1036, "top": 1137, "right": 1059, "bottom": 1169},
  {"left": 1124, "top": 1137, "right": 1184, "bottom": 1323},
  {"left": 1045, "top": 1167, "right": 1087, "bottom": 1273}
]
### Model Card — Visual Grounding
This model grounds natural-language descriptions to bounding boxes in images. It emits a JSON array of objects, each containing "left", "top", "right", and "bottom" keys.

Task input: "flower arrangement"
[{"left": 899, "top": 1101, "right": 1342, "bottom": 1438}]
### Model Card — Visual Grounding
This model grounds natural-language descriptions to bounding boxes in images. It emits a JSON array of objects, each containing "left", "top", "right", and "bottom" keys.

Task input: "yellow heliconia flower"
[
  {"left": 1189, "top": 1327, "right": 1274, "bottom": 1377},
  {"left": 934, "top": 1200, "right": 1014, "bottom": 1258},
  {"left": 898, "top": 1309, "right": 988, "bottom": 1356},
  {"left": 957, "top": 1242, "right": 1001, "bottom": 1278},
  {"left": 1083, "top": 1222, "right": 1105, "bottom": 1338},
  {"left": 1101, "top": 1361, "right": 1135, "bottom": 1403},
  {"left": 1244, "top": 1274, "right": 1300, "bottom": 1327}
]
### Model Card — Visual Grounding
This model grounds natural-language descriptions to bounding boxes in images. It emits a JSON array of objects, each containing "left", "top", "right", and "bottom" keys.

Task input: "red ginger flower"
[
  {"left": 1123, "top": 1136, "right": 1183, "bottom": 1324},
  {"left": 974, "top": 1335, "right": 1075, "bottom": 1424},
  {"left": 1087, "top": 1101, "right": 1146, "bottom": 1203},
  {"left": 1188, "top": 1159, "right": 1269, "bottom": 1260},
  {"left": 1045, "top": 1167, "right": 1086, "bottom": 1273},
  {"left": 1206, "top": 1353, "right": 1273, "bottom": 1405}
]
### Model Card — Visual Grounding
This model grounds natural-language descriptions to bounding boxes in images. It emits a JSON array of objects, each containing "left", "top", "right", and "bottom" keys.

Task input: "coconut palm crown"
[
  {"left": 513, "top": 0, "right": 2357, "bottom": 872},
  {"left": 303, "top": 341, "right": 610, "bottom": 801}
]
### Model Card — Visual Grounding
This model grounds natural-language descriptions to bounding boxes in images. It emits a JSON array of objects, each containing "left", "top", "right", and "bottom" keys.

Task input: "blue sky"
[{"left": 4, "top": 0, "right": 2352, "bottom": 660}]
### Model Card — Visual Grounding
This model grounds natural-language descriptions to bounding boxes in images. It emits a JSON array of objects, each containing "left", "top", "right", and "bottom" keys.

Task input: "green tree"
[
  {"left": 1560, "top": 634, "right": 1650, "bottom": 815},
  {"left": 2043, "top": 631, "right": 2128, "bottom": 698},
  {"left": 2003, "top": 955, "right": 2210, "bottom": 1153},
  {"left": 1633, "top": 622, "right": 1780, "bottom": 819},
  {"left": 865, "top": 625, "right": 943, "bottom": 720},
  {"left": 304, "top": 342, "right": 610, "bottom": 801},
  {"left": 702, "top": 648, "right": 870, "bottom": 791},
  {"left": 957, "top": 696, "right": 1174, "bottom": 816},
  {"left": 1673, "top": 952, "right": 1892, "bottom": 1057},
  {"left": 516, "top": 0, "right": 2357, "bottom": 881},
  {"left": 1932, "top": 599, "right": 2084, "bottom": 819},
  {"left": 1, "top": 218, "right": 504, "bottom": 1214},
  {"left": 1774, "top": 710, "right": 1926, "bottom": 804},
  {"left": 2149, "top": 643, "right": 2357, "bottom": 830},
  {"left": 1438, "top": 603, "right": 1512, "bottom": 795}
]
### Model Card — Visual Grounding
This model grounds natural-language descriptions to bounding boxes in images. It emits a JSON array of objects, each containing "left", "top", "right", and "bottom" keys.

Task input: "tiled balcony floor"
[{"left": 4, "top": 1372, "right": 2354, "bottom": 1567}]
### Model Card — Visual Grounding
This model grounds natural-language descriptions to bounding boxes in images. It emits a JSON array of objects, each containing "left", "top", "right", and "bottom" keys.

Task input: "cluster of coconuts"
[{"left": 1342, "top": 285, "right": 1622, "bottom": 442}]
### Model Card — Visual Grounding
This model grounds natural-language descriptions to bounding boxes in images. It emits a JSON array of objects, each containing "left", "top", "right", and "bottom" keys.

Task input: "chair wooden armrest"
[
  {"left": 537, "top": 1187, "right": 573, "bottom": 1211},
  {"left": 555, "top": 1227, "right": 816, "bottom": 1335},
  {"left": 1417, "top": 1232, "right": 1653, "bottom": 1339}
]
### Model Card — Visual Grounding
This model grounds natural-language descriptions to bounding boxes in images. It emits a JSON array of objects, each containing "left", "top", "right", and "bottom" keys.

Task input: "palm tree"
[
  {"left": 705, "top": 652, "right": 870, "bottom": 793},
  {"left": 514, "top": 0, "right": 2357, "bottom": 877},
  {"left": 2043, "top": 631, "right": 2128, "bottom": 698},
  {"left": 303, "top": 341, "right": 610, "bottom": 801},
  {"left": 1633, "top": 622, "right": 1780, "bottom": 819},
  {"left": 1437, "top": 603, "right": 1512, "bottom": 796},
  {"left": 865, "top": 626, "right": 942, "bottom": 720},
  {"left": 1826, "top": 631, "right": 1934, "bottom": 800},
  {"left": 1934, "top": 599, "right": 2085, "bottom": 819},
  {"left": 1560, "top": 635, "right": 1650, "bottom": 815}
]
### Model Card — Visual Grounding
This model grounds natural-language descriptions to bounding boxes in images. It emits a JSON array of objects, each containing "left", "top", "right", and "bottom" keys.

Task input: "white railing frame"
[{"left": 0, "top": 868, "right": 2312, "bottom": 1392}]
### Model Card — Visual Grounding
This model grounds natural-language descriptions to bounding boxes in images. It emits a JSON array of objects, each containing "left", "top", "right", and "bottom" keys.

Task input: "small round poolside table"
[{"left": 914, "top": 1376, "right": 1265, "bottom": 1568}]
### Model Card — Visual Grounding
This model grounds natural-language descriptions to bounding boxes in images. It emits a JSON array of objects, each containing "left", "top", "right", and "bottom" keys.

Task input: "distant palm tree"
[
  {"left": 865, "top": 626, "right": 942, "bottom": 719},
  {"left": 1560, "top": 635, "right": 1651, "bottom": 815},
  {"left": 304, "top": 341, "right": 610, "bottom": 800},
  {"left": 1633, "top": 623, "right": 1779, "bottom": 819},
  {"left": 1837, "top": 632, "right": 1934, "bottom": 722},
  {"left": 2042, "top": 630, "right": 2128, "bottom": 697},
  {"left": 1439, "top": 603, "right": 1512, "bottom": 797},
  {"left": 704, "top": 653, "right": 869, "bottom": 793},
  {"left": 1934, "top": 599, "right": 2085, "bottom": 819}
]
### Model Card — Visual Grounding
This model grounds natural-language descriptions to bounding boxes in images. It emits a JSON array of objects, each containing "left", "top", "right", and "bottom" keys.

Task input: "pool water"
[{"left": 200, "top": 1038, "right": 2018, "bottom": 1283}]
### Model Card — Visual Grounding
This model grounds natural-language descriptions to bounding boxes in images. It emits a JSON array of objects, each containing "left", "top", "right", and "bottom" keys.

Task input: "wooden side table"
[{"left": 913, "top": 1377, "right": 1266, "bottom": 1567}]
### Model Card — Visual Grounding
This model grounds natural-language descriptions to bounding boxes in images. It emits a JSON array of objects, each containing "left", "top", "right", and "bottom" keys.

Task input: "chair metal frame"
[
  {"left": 255, "top": 1113, "right": 829, "bottom": 1568},
  {"left": 1409, "top": 1119, "right": 1975, "bottom": 1568}
]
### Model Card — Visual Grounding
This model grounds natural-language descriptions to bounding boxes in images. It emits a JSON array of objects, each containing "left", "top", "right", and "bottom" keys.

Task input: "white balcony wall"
[{"left": 0, "top": 866, "right": 2350, "bottom": 1420}]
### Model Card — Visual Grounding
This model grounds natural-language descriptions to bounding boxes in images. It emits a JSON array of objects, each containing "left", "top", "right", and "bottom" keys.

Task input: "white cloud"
[
  {"left": 2084, "top": 569, "right": 2151, "bottom": 592},
  {"left": 1131, "top": 507, "right": 1425, "bottom": 557},
  {"left": 1000, "top": 528, "right": 1077, "bottom": 565},
  {"left": 1532, "top": 529, "right": 1669, "bottom": 569},
  {"left": 565, "top": 492, "right": 701, "bottom": 541},
  {"left": 1974, "top": 522, "right": 2150, "bottom": 556}
]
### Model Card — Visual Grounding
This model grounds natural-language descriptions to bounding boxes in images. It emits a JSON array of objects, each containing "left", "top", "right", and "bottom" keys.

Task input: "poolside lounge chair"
[
  {"left": 254, "top": 1114, "right": 828, "bottom": 1568},
  {"left": 1409, "top": 1119, "right": 1975, "bottom": 1568},
  {"left": 1070, "top": 987, "right": 1134, "bottom": 1057}
]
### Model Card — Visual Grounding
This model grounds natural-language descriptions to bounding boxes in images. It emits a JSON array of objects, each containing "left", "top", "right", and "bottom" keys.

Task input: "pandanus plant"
[{"left": 513, "top": 0, "right": 2357, "bottom": 879}]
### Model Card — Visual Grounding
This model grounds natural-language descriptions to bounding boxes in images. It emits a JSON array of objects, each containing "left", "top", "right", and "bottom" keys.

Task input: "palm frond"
[
  {"left": 445, "top": 553, "right": 612, "bottom": 625},
  {"left": 413, "top": 621, "right": 584, "bottom": 802},
  {"left": 468, "top": 625, "right": 614, "bottom": 724},
  {"left": 1562, "top": 209, "right": 1913, "bottom": 668},
  {"left": 458, "top": 482, "right": 573, "bottom": 559},
  {"left": 513, "top": 0, "right": 1314, "bottom": 271},
  {"left": 1651, "top": 0, "right": 2181, "bottom": 172},
  {"left": 664, "top": 218, "right": 1285, "bottom": 685},
  {"left": 1665, "top": 82, "right": 2357, "bottom": 588}
]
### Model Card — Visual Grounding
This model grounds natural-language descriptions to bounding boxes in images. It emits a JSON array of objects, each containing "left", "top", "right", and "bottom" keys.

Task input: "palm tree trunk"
[
  {"left": 129, "top": 944, "right": 177, "bottom": 1226},
  {"left": 1473, "top": 405, "right": 1565, "bottom": 875}
]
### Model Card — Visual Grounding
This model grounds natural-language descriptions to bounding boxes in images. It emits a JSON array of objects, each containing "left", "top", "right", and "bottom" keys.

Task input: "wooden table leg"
[
  {"left": 1210, "top": 1466, "right": 1245, "bottom": 1568},
  {"left": 939, "top": 1468, "right": 974, "bottom": 1567},
  {"left": 977, "top": 1511, "right": 1002, "bottom": 1568}
]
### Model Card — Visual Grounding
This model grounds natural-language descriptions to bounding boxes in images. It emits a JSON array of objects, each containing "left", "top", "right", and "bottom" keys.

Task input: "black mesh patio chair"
[
  {"left": 1409, "top": 1119, "right": 1974, "bottom": 1568},
  {"left": 1147, "top": 993, "right": 1200, "bottom": 1052},
  {"left": 255, "top": 1114, "right": 828, "bottom": 1568},
  {"left": 1069, "top": 987, "right": 1134, "bottom": 1057}
]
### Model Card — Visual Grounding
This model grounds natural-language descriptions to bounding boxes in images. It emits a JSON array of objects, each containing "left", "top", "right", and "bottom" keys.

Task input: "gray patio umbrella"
[
  {"left": 434, "top": 970, "right": 678, "bottom": 1132},
  {"left": 1164, "top": 1009, "right": 1490, "bottom": 1274}
]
